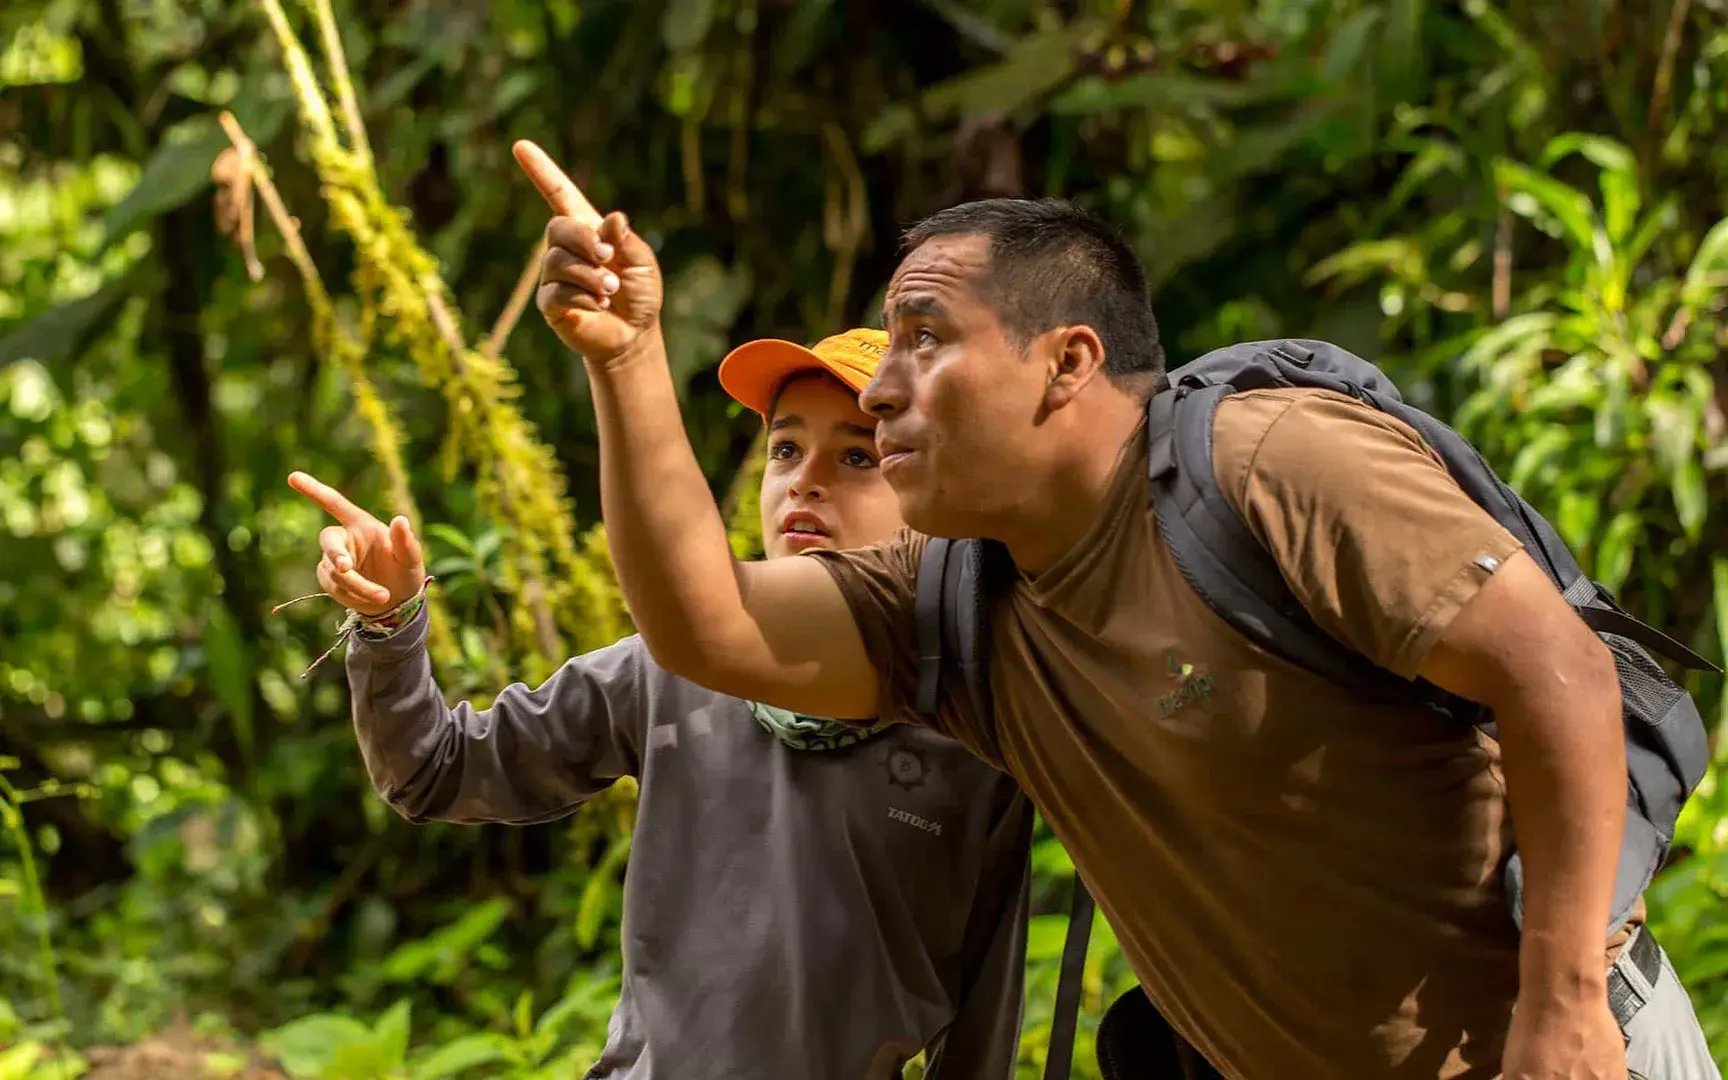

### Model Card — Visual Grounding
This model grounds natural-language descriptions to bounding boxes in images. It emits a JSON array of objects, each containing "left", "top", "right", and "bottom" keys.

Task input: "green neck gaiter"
[{"left": 747, "top": 700, "right": 890, "bottom": 752}]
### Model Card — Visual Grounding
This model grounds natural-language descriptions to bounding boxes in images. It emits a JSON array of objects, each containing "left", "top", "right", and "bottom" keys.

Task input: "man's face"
[
  {"left": 759, "top": 374, "right": 906, "bottom": 559},
  {"left": 866, "top": 234, "right": 1052, "bottom": 537}
]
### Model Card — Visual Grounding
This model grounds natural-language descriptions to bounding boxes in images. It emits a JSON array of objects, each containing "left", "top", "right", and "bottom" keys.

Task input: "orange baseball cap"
[{"left": 718, "top": 327, "right": 887, "bottom": 419}]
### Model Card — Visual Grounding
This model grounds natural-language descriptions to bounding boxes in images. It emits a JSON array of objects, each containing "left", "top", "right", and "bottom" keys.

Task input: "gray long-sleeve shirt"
[{"left": 345, "top": 607, "right": 1032, "bottom": 1079}]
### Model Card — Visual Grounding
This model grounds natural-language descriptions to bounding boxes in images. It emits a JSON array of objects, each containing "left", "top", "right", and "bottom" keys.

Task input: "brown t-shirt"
[{"left": 812, "top": 388, "right": 1558, "bottom": 1079}]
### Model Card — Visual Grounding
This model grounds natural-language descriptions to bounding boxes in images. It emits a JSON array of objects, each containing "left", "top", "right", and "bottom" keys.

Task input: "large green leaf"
[
  {"left": 1051, "top": 71, "right": 1290, "bottom": 115},
  {"left": 99, "top": 117, "right": 229, "bottom": 249},
  {"left": 574, "top": 833, "right": 630, "bottom": 950},
  {"left": 97, "top": 65, "right": 291, "bottom": 251},
  {"left": 1494, "top": 159, "right": 1596, "bottom": 253},
  {"left": 1714, "top": 558, "right": 1728, "bottom": 731},
  {"left": 1507, "top": 426, "right": 1572, "bottom": 491},
  {"left": 203, "top": 604, "right": 255, "bottom": 762},
  {"left": 373, "top": 1000, "right": 413, "bottom": 1072},
  {"left": 1594, "top": 511, "right": 1641, "bottom": 593},
  {"left": 918, "top": 23, "right": 1092, "bottom": 120},
  {"left": 0, "top": 263, "right": 160, "bottom": 368},
  {"left": 532, "top": 977, "right": 619, "bottom": 1048},
  {"left": 1542, "top": 134, "right": 1638, "bottom": 242},
  {"left": 261, "top": 1015, "right": 373, "bottom": 1078},
  {"left": 661, "top": 0, "right": 715, "bottom": 52},
  {"left": 1673, "top": 458, "right": 1708, "bottom": 539},
  {"left": 1319, "top": 6, "right": 1383, "bottom": 83},
  {"left": 379, "top": 899, "right": 511, "bottom": 984},
  {"left": 412, "top": 1035, "right": 510, "bottom": 1080},
  {"left": 1647, "top": 394, "right": 1701, "bottom": 476},
  {"left": 1682, "top": 217, "right": 1728, "bottom": 307},
  {"left": 1305, "top": 238, "right": 1425, "bottom": 288}
]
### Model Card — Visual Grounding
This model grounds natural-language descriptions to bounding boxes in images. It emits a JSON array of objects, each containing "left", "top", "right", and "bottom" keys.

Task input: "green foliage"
[
  {"left": 259, "top": 980, "right": 617, "bottom": 1080},
  {"left": 3, "top": 0, "right": 1726, "bottom": 1075}
]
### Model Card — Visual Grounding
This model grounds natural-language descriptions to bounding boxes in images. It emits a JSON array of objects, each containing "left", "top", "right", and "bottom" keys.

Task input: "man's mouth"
[{"left": 877, "top": 436, "right": 916, "bottom": 473}]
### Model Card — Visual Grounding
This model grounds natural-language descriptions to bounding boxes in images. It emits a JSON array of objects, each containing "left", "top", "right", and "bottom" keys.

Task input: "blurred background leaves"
[{"left": 1, "top": 0, "right": 1725, "bottom": 1075}]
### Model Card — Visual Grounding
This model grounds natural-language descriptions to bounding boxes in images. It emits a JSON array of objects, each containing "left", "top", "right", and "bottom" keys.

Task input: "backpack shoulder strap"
[
  {"left": 1365, "top": 393, "right": 1721, "bottom": 675},
  {"left": 914, "top": 536, "right": 1005, "bottom": 726},
  {"left": 1148, "top": 381, "right": 1408, "bottom": 697},
  {"left": 1043, "top": 877, "right": 1097, "bottom": 1080},
  {"left": 914, "top": 539, "right": 1097, "bottom": 1079}
]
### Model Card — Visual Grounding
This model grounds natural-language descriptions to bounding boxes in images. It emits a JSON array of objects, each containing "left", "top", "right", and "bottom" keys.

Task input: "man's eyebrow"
[
  {"left": 884, "top": 295, "right": 947, "bottom": 322},
  {"left": 768, "top": 414, "right": 803, "bottom": 432}
]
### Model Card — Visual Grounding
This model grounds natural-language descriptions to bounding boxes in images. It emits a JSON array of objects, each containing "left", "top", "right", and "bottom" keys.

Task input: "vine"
[{"left": 253, "top": 0, "right": 620, "bottom": 681}]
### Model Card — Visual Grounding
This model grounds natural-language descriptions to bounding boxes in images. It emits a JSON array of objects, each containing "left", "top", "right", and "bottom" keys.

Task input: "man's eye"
[
  {"left": 842, "top": 448, "right": 877, "bottom": 469},
  {"left": 769, "top": 441, "right": 799, "bottom": 461},
  {"left": 915, "top": 327, "right": 939, "bottom": 348}
]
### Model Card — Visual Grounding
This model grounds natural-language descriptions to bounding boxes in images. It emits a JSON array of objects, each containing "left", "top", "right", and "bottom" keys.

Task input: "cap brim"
[{"left": 717, "top": 339, "right": 873, "bottom": 417}]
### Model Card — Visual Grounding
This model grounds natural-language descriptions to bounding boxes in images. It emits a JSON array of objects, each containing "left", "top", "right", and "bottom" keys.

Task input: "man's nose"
[{"left": 860, "top": 356, "right": 907, "bottom": 418}]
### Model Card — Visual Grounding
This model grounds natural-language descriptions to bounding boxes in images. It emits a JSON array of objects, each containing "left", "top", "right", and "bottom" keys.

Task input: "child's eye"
[
  {"left": 842, "top": 448, "right": 878, "bottom": 469},
  {"left": 769, "top": 440, "right": 799, "bottom": 461}
]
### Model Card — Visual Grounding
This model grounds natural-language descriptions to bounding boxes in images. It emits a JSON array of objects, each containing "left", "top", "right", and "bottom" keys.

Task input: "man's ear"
[{"left": 1041, "top": 325, "right": 1108, "bottom": 412}]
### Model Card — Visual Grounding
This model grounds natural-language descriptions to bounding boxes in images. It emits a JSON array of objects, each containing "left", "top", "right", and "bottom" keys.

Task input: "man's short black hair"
[{"left": 901, "top": 198, "right": 1165, "bottom": 386}]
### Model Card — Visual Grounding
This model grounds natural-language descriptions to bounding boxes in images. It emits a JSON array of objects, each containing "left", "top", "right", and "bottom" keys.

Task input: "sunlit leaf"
[
  {"left": 379, "top": 899, "right": 511, "bottom": 984},
  {"left": 1025, "top": 913, "right": 1068, "bottom": 963},
  {"left": 1681, "top": 218, "right": 1728, "bottom": 306},
  {"left": 0, "top": 1043, "right": 41, "bottom": 1080},
  {"left": 374, "top": 999, "right": 412, "bottom": 1069},
  {"left": 1305, "top": 239, "right": 1425, "bottom": 288},
  {"left": 1554, "top": 490, "right": 1600, "bottom": 550},
  {"left": 1507, "top": 426, "right": 1571, "bottom": 491},
  {"left": 1623, "top": 195, "right": 1680, "bottom": 278},
  {"left": 574, "top": 834, "right": 629, "bottom": 950},
  {"left": 1594, "top": 511, "right": 1641, "bottom": 593},
  {"left": 1494, "top": 159, "right": 1596, "bottom": 253},
  {"left": 261, "top": 1015, "right": 372, "bottom": 1077},
  {"left": 412, "top": 1034, "right": 509, "bottom": 1080},
  {"left": 1542, "top": 133, "right": 1639, "bottom": 243},
  {"left": 1672, "top": 458, "right": 1708, "bottom": 539},
  {"left": 426, "top": 524, "right": 476, "bottom": 556},
  {"left": 1647, "top": 395, "right": 1700, "bottom": 475},
  {"left": 1714, "top": 559, "right": 1728, "bottom": 732},
  {"left": 532, "top": 977, "right": 619, "bottom": 1046}
]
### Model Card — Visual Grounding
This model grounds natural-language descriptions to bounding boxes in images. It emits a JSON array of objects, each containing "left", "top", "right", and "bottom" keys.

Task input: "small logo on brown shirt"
[{"left": 1158, "top": 648, "right": 1214, "bottom": 717}]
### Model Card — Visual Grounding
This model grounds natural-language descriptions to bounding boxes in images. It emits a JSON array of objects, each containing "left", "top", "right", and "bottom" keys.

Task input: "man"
[
  {"left": 285, "top": 326, "right": 1033, "bottom": 1079},
  {"left": 517, "top": 139, "right": 1715, "bottom": 1079}
]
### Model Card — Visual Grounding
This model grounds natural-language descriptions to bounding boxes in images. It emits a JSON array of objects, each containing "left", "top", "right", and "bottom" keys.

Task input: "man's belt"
[{"left": 1607, "top": 926, "right": 1664, "bottom": 1029}]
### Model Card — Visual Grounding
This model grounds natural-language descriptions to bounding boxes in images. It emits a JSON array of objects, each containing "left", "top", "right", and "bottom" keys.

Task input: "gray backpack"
[{"left": 914, "top": 339, "right": 1720, "bottom": 1080}]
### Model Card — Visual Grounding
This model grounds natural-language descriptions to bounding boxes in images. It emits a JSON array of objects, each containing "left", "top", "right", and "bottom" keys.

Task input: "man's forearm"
[
  {"left": 584, "top": 327, "right": 750, "bottom": 678},
  {"left": 1495, "top": 646, "right": 1625, "bottom": 998}
]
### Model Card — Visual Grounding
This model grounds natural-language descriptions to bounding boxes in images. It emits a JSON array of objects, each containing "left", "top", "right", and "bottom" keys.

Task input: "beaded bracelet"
[{"left": 272, "top": 574, "right": 437, "bottom": 678}]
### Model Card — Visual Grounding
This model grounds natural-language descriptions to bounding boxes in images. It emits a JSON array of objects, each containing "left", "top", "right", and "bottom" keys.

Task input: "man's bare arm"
[
  {"left": 512, "top": 141, "right": 880, "bottom": 719},
  {"left": 1418, "top": 550, "right": 1627, "bottom": 1074},
  {"left": 590, "top": 331, "right": 880, "bottom": 718}
]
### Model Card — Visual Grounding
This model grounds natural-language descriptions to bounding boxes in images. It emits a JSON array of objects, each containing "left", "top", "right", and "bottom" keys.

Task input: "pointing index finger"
[
  {"left": 288, "top": 471, "right": 374, "bottom": 529},
  {"left": 512, "top": 139, "right": 603, "bottom": 228}
]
